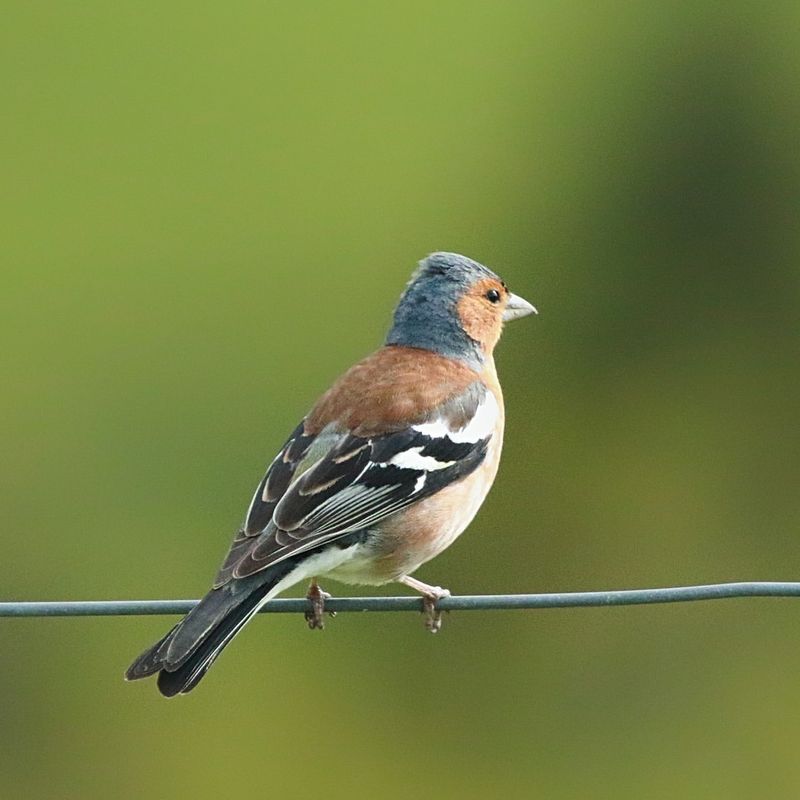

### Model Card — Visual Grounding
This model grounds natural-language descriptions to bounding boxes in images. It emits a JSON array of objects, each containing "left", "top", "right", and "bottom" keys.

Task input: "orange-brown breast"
[{"left": 306, "top": 346, "right": 482, "bottom": 437}]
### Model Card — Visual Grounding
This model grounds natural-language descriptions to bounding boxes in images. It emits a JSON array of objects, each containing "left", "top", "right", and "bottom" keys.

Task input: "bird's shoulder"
[{"left": 306, "top": 345, "right": 484, "bottom": 437}]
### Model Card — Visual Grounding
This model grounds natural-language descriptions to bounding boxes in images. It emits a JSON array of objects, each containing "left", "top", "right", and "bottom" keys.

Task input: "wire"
[{"left": 2, "top": 582, "right": 800, "bottom": 617}]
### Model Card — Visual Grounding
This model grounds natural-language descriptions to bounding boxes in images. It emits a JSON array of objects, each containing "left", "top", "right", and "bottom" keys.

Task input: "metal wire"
[{"left": 2, "top": 582, "right": 800, "bottom": 617}]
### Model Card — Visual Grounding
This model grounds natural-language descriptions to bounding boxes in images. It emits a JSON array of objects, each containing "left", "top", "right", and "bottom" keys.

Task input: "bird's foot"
[
  {"left": 421, "top": 590, "right": 450, "bottom": 633},
  {"left": 398, "top": 575, "right": 451, "bottom": 633},
  {"left": 305, "top": 580, "right": 335, "bottom": 630}
]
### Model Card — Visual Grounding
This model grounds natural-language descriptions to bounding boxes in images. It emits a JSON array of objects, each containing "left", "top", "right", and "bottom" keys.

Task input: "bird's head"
[{"left": 386, "top": 252, "right": 536, "bottom": 369}]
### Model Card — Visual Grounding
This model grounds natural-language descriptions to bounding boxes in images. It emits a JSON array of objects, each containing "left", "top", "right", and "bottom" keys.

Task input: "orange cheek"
[{"left": 456, "top": 294, "right": 503, "bottom": 352}]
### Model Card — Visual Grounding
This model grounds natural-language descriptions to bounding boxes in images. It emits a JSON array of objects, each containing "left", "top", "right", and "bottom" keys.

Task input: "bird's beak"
[{"left": 503, "top": 292, "right": 538, "bottom": 321}]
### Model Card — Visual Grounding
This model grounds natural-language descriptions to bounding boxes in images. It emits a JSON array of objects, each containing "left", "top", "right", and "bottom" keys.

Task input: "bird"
[{"left": 125, "top": 252, "right": 536, "bottom": 696}]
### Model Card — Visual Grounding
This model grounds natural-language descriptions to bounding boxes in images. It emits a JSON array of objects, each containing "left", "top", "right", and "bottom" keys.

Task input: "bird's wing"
[
  {"left": 212, "top": 420, "right": 324, "bottom": 586},
  {"left": 214, "top": 377, "right": 496, "bottom": 585}
]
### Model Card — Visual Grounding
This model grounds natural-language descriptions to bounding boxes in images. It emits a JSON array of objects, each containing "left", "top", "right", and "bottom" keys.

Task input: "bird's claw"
[
  {"left": 421, "top": 587, "right": 450, "bottom": 634},
  {"left": 305, "top": 582, "right": 334, "bottom": 630}
]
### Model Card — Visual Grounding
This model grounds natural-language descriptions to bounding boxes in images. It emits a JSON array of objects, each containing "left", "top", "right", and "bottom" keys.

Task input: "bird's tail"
[{"left": 125, "top": 567, "right": 291, "bottom": 697}]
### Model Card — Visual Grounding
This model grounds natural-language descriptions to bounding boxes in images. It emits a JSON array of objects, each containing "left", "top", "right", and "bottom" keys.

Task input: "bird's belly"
[{"left": 328, "top": 434, "right": 503, "bottom": 585}]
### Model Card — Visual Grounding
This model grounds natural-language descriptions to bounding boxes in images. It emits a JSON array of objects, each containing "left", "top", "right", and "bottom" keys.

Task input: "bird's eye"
[{"left": 485, "top": 289, "right": 501, "bottom": 304}]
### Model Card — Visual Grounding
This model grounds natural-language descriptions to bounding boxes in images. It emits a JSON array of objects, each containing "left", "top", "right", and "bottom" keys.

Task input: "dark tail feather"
[
  {"left": 125, "top": 567, "right": 290, "bottom": 696},
  {"left": 155, "top": 586, "right": 270, "bottom": 696}
]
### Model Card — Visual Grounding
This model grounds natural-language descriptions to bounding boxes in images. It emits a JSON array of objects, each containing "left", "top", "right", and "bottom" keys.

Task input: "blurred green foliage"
[{"left": 2, "top": 2, "right": 800, "bottom": 798}]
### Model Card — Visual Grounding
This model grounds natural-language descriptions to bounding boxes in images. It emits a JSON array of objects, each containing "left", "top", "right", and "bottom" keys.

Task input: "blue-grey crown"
[{"left": 385, "top": 252, "right": 501, "bottom": 368}]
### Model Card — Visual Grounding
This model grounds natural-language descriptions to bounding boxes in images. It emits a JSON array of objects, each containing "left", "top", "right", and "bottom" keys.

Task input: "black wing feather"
[
  {"left": 244, "top": 421, "right": 315, "bottom": 533},
  {"left": 214, "top": 421, "right": 315, "bottom": 586}
]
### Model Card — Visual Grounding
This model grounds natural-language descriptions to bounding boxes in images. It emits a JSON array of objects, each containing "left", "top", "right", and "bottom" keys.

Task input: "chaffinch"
[{"left": 126, "top": 252, "right": 536, "bottom": 695}]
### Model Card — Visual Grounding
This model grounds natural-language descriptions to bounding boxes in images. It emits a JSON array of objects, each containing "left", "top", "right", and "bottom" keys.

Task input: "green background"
[{"left": 3, "top": 3, "right": 800, "bottom": 798}]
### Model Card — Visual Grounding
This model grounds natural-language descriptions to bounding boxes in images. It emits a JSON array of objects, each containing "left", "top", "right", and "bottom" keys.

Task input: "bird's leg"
[
  {"left": 305, "top": 578, "right": 334, "bottom": 630},
  {"left": 398, "top": 575, "right": 451, "bottom": 633}
]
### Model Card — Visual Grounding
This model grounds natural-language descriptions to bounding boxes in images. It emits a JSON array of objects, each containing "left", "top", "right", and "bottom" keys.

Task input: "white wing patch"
[
  {"left": 387, "top": 447, "right": 455, "bottom": 471},
  {"left": 413, "top": 391, "right": 499, "bottom": 443}
]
